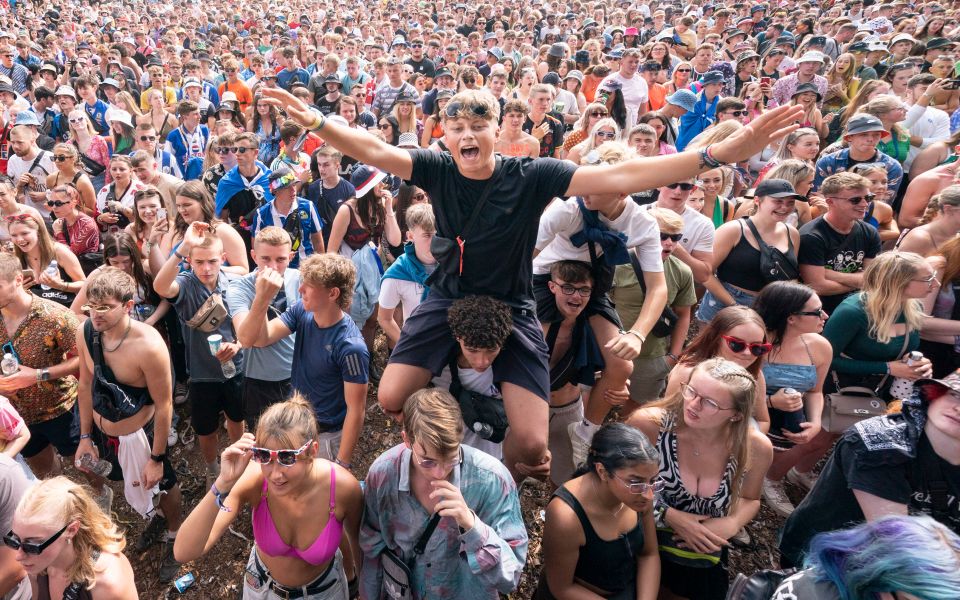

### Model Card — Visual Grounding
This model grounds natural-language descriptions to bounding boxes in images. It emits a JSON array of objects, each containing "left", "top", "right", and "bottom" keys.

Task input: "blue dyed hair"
[{"left": 805, "top": 515, "right": 960, "bottom": 600}]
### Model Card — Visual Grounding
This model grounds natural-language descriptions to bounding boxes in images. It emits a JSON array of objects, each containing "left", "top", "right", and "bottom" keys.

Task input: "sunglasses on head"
[
  {"left": 445, "top": 100, "right": 488, "bottom": 118},
  {"left": 3, "top": 523, "right": 69, "bottom": 555},
  {"left": 722, "top": 334, "right": 772, "bottom": 356},
  {"left": 665, "top": 182, "right": 696, "bottom": 191},
  {"left": 249, "top": 439, "right": 313, "bottom": 466},
  {"left": 660, "top": 232, "right": 683, "bottom": 242},
  {"left": 4, "top": 213, "right": 34, "bottom": 224}
]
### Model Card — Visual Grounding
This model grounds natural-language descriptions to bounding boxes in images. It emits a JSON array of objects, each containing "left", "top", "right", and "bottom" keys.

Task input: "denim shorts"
[
  {"left": 695, "top": 282, "right": 757, "bottom": 323},
  {"left": 243, "top": 546, "right": 349, "bottom": 600}
]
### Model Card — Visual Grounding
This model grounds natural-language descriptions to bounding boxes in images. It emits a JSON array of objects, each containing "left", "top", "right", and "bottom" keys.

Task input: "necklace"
[
  {"left": 104, "top": 319, "right": 131, "bottom": 352},
  {"left": 593, "top": 474, "right": 626, "bottom": 516}
]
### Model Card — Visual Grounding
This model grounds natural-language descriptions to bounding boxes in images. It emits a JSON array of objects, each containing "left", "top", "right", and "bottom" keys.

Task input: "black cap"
[
  {"left": 755, "top": 178, "right": 801, "bottom": 199},
  {"left": 541, "top": 71, "right": 561, "bottom": 85}
]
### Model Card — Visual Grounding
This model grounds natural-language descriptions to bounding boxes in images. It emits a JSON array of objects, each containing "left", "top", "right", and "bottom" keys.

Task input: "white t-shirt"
[
  {"left": 378, "top": 278, "right": 425, "bottom": 321},
  {"left": 533, "top": 197, "right": 664, "bottom": 275},
  {"left": 600, "top": 71, "right": 649, "bottom": 130},
  {"left": 7, "top": 150, "right": 55, "bottom": 216},
  {"left": 641, "top": 202, "right": 714, "bottom": 254}
]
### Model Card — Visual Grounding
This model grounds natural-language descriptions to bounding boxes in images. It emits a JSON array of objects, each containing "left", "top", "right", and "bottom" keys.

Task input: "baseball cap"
[
  {"left": 755, "top": 178, "right": 801, "bottom": 199},
  {"left": 99, "top": 78, "right": 120, "bottom": 89},
  {"left": 926, "top": 37, "right": 956, "bottom": 50}
]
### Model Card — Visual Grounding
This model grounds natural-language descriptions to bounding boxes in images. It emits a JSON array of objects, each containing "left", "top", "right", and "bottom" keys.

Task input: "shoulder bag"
[
  {"left": 628, "top": 248, "right": 678, "bottom": 338},
  {"left": 726, "top": 569, "right": 798, "bottom": 600},
  {"left": 743, "top": 217, "right": 799, "bottom": 283},
  {"left": 821, "top": 333, "right": 909, "bottom": 433},
  {"left": 380, "top": 513, "right": 442, "bottom": 600},
  {"left": 185, "top": 293, "right": 228, "bottom": 333},
  {"left": 429, "top": 157, "right": 502, "bottom": 279},
  {"left": 58, "top": 218, "right": 103, "bottom": 275}
]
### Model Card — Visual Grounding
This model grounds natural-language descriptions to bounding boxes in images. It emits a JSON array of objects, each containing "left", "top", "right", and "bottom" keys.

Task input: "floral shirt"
[
  {"left": 359, "top": 444, "right": 527, "bottom": 600},
  {"left": 0, "top": 295, "right": 79, "bottom": 424}
]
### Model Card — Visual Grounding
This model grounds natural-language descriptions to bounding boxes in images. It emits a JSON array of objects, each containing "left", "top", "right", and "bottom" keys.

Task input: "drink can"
[{"left": 174, "top": 572, "right": 195, "bottom": 593}]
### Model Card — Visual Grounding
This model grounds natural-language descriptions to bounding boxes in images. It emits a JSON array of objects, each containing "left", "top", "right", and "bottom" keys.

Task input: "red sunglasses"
[{"left": 722, "top": 335, "right": 772, "bottom": 357}]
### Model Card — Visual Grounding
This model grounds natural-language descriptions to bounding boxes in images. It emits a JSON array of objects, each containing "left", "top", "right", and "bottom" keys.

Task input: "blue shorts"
[
  {"left": 389, "top": 295, "right": 551, "bottom": 401},
  {"left": 22, "top": 407, "right": 80, "bottom": 459},
  {"left": 695, "top": 282, "right": 757, "bottom": 323}
]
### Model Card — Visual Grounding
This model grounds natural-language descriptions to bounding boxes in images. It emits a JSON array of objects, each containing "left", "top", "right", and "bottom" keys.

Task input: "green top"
[
  {"left": 823, "top": 292, "right": 920, "bottom": 377},
  {"left": 611, "top": 255, "right": 696, "bottom": 359},
  {"left": 710, "top": 196, "right": 728, "bottom": 229},
  {"left": 876, "top": 132, "right": 909, "bottom": 164}
]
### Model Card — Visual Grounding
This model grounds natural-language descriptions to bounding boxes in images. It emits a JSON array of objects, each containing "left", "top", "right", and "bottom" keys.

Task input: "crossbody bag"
[{"left": 380, "top": 513, "right": 442, "bottom": 600}]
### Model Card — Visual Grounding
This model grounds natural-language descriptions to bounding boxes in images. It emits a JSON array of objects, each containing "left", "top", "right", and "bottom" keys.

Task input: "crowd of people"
[{"left": 0, "top": 0, "right": 958, "bottom": 598}]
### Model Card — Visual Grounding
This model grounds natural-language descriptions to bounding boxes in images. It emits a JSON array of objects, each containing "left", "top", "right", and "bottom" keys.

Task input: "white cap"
[{"left": 797, "top": 51, "right": 825, "bottom": 64}]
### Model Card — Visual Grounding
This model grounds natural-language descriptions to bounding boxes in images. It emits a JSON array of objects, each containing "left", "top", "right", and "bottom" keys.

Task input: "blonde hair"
[
  {"left": 820, "top": 171, "right": 871, "bottom": 196},
  {"left": 574, "top": 118, "right": 622, "bottom": 157},
  {"left": 441, "top": 89, "right": 501, "bottom": 123},
  {"left": 580, "top": 140, "right": 635, "bottom": 166},
  {"left": 86, "top": 266, "right": 135, "bottom": 304},
  {"left": 920, "top": 184, "right": 960, "bottom": 225},
  {"left": 299, "top": 253, "right": 356, "bottom": 309},
  {"left": 256, "top": 392, "right": 319, "bottom": 449},
  {"left": 859, "top": 95, "right": 908, "bottom": 139},
  {"left": 15, "top": 477, "right": 126, "bottom": 589},
  {"left": 405, "top": 203, "right": 436, "bottom": 234},
  {"left": 403, "top": 388, "right": 464, "bottom": 456},
  {"left": 254, "top": 225, "right": 293, "bottom": 248},
  {"left": 10, "top": 213, "right": 56, "bottom": 272},
  {"left": 649, "top": 357, "right": 756, "bottom": 503},
  {"left": 648, "top": 206, "right": 683, "bottom": 234},
  {"left": 862, "top": 252, "right": 927, "bottom": 343}
]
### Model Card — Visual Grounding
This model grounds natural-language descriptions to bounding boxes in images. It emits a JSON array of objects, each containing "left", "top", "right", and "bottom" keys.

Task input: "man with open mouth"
[{"left": 260, "top": 85, "right": 804, "bottom": 483}]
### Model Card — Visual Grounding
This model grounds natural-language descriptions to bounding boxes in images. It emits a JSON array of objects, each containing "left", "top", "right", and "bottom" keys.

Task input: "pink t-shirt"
[{"left": 0, "top": 396, "right": 24, "bottom": 443}]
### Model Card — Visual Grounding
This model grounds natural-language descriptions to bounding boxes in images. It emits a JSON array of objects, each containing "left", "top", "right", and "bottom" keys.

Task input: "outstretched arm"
[
  {"left": 565, "top": 104, "right": 804, "bottom": 197},
  {"left": 259, "top": 87, "right": 414, "bottom": 180}
]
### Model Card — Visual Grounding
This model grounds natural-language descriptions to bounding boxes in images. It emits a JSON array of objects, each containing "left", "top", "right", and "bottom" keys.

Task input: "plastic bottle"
[
  {"left": 0, "top": 353, "right": 17, "bottom": 376},
  {"left": 40, "top": 260, "right": 58, "bottom": 290},
  {"left": 890, "top": 351, "right": 924, "bottom": 400},
  {"left": 472, "top": 421, "right": 494, "bottom": 440},
  {"left": 220, "top": 360, "right": 237, "bottom": 379},
  {"left": 76, "top": 453, "right": 113, "bottom": 478}
]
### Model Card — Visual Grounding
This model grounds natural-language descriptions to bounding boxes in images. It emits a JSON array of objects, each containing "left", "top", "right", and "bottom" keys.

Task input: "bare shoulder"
[
  {"left": 625, "top": 407, "right": 664, "bottom": 442},
  {"left": 747, "top": 427, "right": 774, "bottom": 464},
  {"left": 90, "top": 552, "right": 136, "bottom": 599}
]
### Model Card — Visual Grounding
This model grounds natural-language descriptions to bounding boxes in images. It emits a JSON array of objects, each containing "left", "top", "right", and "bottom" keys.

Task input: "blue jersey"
[
  {"left": 250, "top": 197, "right": 324, "bottom": 268},
  {"left": 84, "top": 99, "right": 111, "bottom": 135}
]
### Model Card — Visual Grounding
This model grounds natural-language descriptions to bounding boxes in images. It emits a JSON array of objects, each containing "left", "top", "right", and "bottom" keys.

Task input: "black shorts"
[
  {"left": 190, "top": 377, "right": 245, "bottom": 436},
  {"left": 532, "top": 273, "right": 622, "bottom": 327},
  {"left": 91, "top": 421, "right": 177, "bottom": 492},
  {"left": 242, "top": 377, "right": 291, "bottom": 431},
  {"left": 22, "top": 408, "right": 80, "bottom": 459},
  {"left": 389, "top": 295, "right": 551, "bottom": 401},
  {"left": 659, "top": 548, "right": 729, "bottom": 600}
]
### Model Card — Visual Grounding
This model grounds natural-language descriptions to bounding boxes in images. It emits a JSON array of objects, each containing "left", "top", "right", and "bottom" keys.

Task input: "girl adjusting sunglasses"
[{"left": 174, "top": 395, "right": 364, "bottom": 599}]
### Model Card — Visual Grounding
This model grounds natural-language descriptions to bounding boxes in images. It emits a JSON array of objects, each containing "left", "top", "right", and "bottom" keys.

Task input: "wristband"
[
  {"left": 174, "top": 249, "right": 187, "bottom": 260},
  {"left": 210, "top": 482, "right": 232, "bottom": 512},
  {"left": 666, "top": 353, "right": 679, "bottom": 362},
  {"left": 308, "top": 108, "right": 326, "bottom": 131},
  {"left": 700, "top": 144, "right": 724, "bottom": 169},
  {"left": 334, "top": 457, "right": 352, "bottom": 469},
  {"left": 79, "top": 433, "right": 92, "bottom": 440},
  {"left": 766, "top": 394, "right": 773, "bottom": 409},
  {"left": 626, "top": 329, "right": 646, "bottom": 343}
]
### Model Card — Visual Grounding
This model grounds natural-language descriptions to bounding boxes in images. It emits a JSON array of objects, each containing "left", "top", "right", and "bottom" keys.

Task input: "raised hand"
[{"left": 710, "top": 104, "right": 805, "bottom": 164}]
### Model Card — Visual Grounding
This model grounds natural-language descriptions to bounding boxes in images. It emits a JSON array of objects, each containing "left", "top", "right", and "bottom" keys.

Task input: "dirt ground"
[{"left": 115, "top": 340, "right": 806, "bottom": 599}]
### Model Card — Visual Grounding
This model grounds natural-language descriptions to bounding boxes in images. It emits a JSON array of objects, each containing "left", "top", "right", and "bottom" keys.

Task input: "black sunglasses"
[
  {"left": 139, "top": 135, "right": 157, "bottom": 142},
  {"left": 660, "top": 232, "right": 683, "bottom": 242},
  {"left": 4, "top": 523, "right": 70, "bottom": 555},
  {"left": 235, "top": 147, "right": 256, "bottom": 154},
  {"left": 665, "top": 182, "right": 696, "bottom": 191},
  {"left": 828, "top": 193, "right": 875, "bottom": 205},
  {"left": 217, "top": 146, "right": 237, "bottom": 154},
  {"left": 46, "top": 200, "right": 69, "bottom": 207},
  {"left": 52, "top": 155, "right": 71, "bottom": 162},
  {"left": 445, "top": 100, "right": 488, "bottom": 118},
  {"left": 725, "top": 110, "right": 749, "bottom": 117},
  {"left": 793, "top": 307, "right": 826, "bottom": 317}
]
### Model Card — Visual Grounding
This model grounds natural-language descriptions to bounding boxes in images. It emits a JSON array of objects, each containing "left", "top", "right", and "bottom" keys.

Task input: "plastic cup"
[{"left": 207, "top": 334, "right": 223, "bottom": 356}]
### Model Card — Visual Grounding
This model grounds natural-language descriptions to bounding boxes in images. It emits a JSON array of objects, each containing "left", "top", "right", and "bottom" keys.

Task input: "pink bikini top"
[{"left": 252, "top": 463, "right": 343, "bottom": 565}]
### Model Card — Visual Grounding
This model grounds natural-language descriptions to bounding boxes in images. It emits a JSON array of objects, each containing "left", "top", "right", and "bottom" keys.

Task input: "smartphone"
[
  {"left": 944, "top": 79, "right": 960, "bottom": 90},
  {"left": 21, "top": 269, "right": 33, "bottom": 280},
  {"left": 760, "top": 77, "right": 771, "bottom": 86},
  {"left": 156, "top": 208, "right": 167, "bottom": 222},
  {"left": 291, "top": 129, "right": 309, "bottom": 153}
]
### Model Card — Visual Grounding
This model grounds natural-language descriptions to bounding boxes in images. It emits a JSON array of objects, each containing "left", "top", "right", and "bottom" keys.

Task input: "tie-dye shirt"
[{"left": 359, "top": 444, "right": 527, "bottom": 600}]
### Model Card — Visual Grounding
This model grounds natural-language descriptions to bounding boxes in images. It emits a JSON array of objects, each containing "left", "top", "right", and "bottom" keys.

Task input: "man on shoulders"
[{"left": 599, "top": 48, "right": 648, "bottom": 129}]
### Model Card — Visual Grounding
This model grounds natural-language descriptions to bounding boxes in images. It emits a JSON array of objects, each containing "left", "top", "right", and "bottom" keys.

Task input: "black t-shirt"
[
  {"left": 315, "top": 94, "right": 341, "bottom": 116},
  {"left": 406, "top": 57, "right": 436, "bottom": 78},
  {"left": 522, "top": 112, "right": 566, "bottom": 158},
  {"left": 798, "top": 216, "right": 881, "bottom": 313},
  {"left": 407, "top": 150, "right": 576, "bottom": 308},
  {"left": 779, "top": 416, "right": 960, "bottom": 566}
]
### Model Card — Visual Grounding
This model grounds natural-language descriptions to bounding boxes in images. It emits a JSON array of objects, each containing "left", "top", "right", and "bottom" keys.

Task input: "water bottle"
[
  {"left": 220, "top": 360, "right": 237, "bottom": 379},
  {"left": 76, "top": 453, "right": 113, "bottom": 478},
  {"left": 1, "top": 353, "right": 17, "bottom": 376},
  {"left": 40, "top": 260, "right": 57, "bottom": 290},
  {"left": 890, "top": 351, "right": 924, "bottom": 400},
  {"left": 779, "top": 387, "right": 806, "bottom": 434},
  {"left": 472, "top": 421, "right": 494, "bottom": 440}
]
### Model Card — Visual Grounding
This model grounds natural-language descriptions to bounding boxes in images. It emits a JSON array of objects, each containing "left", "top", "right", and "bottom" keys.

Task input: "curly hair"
[{"left": 447, "top": 295, "right": 513, "bottom": 349}]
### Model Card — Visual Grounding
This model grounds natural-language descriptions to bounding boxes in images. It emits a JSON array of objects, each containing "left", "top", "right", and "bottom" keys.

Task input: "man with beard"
[{"left": 75, "top": 267, "right": 183, "bottom": 582}]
